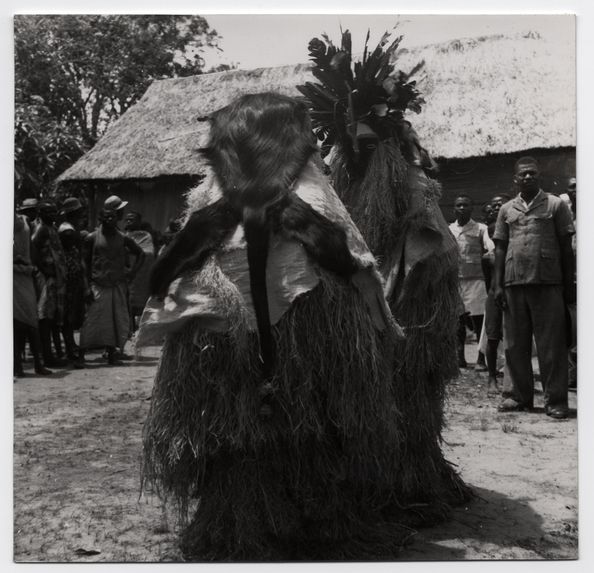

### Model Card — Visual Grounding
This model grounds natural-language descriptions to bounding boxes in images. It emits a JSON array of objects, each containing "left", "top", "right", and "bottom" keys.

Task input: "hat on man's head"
[
  {"left": 17, "top": 197, "right": 38, "bottom": 212},
  {"left": 61, "top": 197, "right": 83, "bottom": 214},
  {"left": 58, "top": 222, "right": 75, "bottom": 234},
  {"left": 103, "top": 195, "right": 128, "bottom": 211},
  {"left": 38, "top": 199, "right": 57, "bottom": 212}
]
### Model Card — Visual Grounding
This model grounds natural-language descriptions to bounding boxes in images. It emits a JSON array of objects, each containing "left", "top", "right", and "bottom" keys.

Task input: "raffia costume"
[
  {"left": 298, "top": 31, "right": 471, "bottom": 520},
  {"left": 138, "top": 93, "right": 426, "bottom": 560}
]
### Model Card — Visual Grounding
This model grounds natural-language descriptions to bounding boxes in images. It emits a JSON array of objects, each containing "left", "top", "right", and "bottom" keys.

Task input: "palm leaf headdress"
[{"left": 297, "top": 29, "right": 427, "bottom": 165}]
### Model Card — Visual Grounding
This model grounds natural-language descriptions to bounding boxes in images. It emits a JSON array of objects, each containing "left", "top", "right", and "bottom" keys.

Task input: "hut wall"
[
  {"left": 88, "top": 176, "right": 197, "bottom": 232},
  {"left": 79, "top": 147, "right": 575, "bottom": 234},
  {"left": 437, "top": 147, "right": 576, "bottom": 223}
]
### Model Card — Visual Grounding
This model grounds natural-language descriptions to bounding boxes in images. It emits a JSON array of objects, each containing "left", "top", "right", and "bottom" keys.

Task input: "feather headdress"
[{"left": 297, "top": 29, "right": 435, "bottom": 172}]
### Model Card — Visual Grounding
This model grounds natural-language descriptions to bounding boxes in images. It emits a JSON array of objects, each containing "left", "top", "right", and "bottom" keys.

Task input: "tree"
[
  {"left": 15, "top": 92, "right": 85, "bottom": 200},
  {"left": 14, "top": 15, "right": 222, "bottom": 199}
]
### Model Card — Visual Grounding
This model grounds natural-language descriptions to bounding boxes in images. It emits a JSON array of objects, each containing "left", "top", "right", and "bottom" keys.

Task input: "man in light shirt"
[{"left": 449, "top": 195, "right": 494, "bottom": 369}]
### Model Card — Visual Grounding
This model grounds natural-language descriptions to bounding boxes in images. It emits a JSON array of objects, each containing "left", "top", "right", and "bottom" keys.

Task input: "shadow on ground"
[
  {"left": 401, "top": 483, "right": 575, "bottom": 560},
  {"left": 16, "top": 355, "right": 160, "bottom": 381}
]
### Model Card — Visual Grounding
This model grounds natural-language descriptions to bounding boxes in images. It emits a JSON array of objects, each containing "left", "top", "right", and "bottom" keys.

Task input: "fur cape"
[{"left": 136, "top": 160, "right": 397, "bottom": 346}]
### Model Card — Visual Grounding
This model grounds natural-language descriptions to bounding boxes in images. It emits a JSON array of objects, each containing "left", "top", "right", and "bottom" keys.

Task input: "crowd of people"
[
  {"left": 13, "top": 194, "right": 179, "bottom": 376},
  {"left": 450, "top": 158, "right": 577, "bottom": 419}
]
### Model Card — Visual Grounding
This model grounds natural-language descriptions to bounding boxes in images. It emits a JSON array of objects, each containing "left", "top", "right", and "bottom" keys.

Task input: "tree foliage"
[
  {"left": 14, "top": 15, "right": 222, "bottom": 199},
  {"left": 15, "top": 92, "right": 85, "bottom": 199}
]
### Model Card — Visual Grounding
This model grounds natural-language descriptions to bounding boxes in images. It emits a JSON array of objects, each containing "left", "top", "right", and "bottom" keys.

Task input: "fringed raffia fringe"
[
  {"left": 388, "top": 174, "right": 472, "bottom": 512},
  {"left": 143, "top": 273, "right": 419, "bottom": 561},
  {"left": 330, "top": 141, "right": 409, "bottom": 260},
  {"left": 331, "top": 146, "right": 472, "bottom": 522},
  {"left": 389, "top": 246, "right": 472, "bottom": 510}
]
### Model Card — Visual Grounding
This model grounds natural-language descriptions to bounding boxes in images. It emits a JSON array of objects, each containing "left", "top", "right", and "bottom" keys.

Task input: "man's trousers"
[{"left": 502, "top": 285, "right": 568, "bottom": 409}]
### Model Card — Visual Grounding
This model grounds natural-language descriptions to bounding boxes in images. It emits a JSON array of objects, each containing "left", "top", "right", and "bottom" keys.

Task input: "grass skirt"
[
  {"left": 389, "top": 175, "right": 472, "bottom": 516},
  {"left": 331, "top": 150, "right": 472, "bottom": 524},
  {"left": 388, "top": 249, "right": 472, "bottom": 519},
  {"left": 143, "top": 274, "right": 420, "bottom": 561}
]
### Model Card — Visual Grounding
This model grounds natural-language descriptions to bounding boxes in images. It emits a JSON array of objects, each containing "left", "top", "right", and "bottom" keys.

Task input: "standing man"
[
  {"left": 449, "top": 194, "right": 494, "bottom": 368},
  {"left": 560, "top": 177, "right": 577, "bottom": 388},
  {"left": 481, "top": 194, "right": 511, "bottom": 392},
  {"left": 31, "top": 200, "right": 68, "bottom": 367},
  {"left": 58, "top": 197, "right": 89, "bottom": 367},
  {"left": 17, "top": 197, "right": 39, "bottom": 229},
  {"left": 494, "top": 157, "right": 575, "bottom": 418},
  {"left": 14, "top": 210, "right": 52, "bottom": 377},
  {"left": 79, "top": 196, "right": 145, "bottom": 365}
]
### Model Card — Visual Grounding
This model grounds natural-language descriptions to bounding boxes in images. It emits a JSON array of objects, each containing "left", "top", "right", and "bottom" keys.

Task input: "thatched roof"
[{"left": 59, "top": 33, "right": 575, "bottom": 182}]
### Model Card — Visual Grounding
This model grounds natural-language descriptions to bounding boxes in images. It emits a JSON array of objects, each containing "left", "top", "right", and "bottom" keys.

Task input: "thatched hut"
[
  {"left": 411, "top": 32, "right": 576, "bottom": 220},
  {"left": 57, "top": 65, "right": 314, "bottom": 231},
  {"left": 58, "top": 32, "right": 575, "bottom": 229}
]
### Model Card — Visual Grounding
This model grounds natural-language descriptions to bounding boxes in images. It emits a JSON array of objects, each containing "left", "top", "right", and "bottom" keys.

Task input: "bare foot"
[{"left": 487, "top": 376, "right": 499, "bottom": 396}]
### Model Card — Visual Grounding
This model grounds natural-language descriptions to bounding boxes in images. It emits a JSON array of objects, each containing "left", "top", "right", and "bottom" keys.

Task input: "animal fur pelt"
[
  {"left": 151, "top": 93, "right": 368, "bottom": 375},
  {"left": 150, "top": 198, "right": 240, "bottom": 298}
]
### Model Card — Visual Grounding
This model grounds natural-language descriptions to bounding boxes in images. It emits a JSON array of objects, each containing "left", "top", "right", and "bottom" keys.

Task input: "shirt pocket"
[
  {"left": 532, "top": 211, "right": 553, "bottom": 221},
  {"left": 525, "top": 212, "right": 554, "bottom": 243},
  {"left": 528, "top": 212, "right": 554, "bottom": 232},
  {"left": 539, "top": 246, "right": 561, "bottom": 282}
]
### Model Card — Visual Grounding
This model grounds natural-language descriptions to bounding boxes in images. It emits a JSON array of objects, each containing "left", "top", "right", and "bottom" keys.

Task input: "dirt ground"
[{"left": 13, "top": 341, "right": 578, "bottom": 563}]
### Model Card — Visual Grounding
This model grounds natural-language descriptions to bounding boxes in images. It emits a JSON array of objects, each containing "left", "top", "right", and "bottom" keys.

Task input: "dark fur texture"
[
  {"left": 206, "top": 93, "right": 319, "bottom": 373},
  {"left": 149, "top": 191, "right": 360, "bottom": 374},
  {"left": 203, "top": 93, "right": 318, "bottom": 211},
  {"left": 150, "top": 93, "right": 359, "bottom": 375},
  {"left": 279, "top": 194, "right": 359, "bottom": 278},
  {"left": 149, "top": 198, "right": 239, "bottom": 298}
]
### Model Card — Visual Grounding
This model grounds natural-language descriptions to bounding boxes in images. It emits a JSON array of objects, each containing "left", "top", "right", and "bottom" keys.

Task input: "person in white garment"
[{"left": 449, "top": 194, "right": 494, "bottom": 368}]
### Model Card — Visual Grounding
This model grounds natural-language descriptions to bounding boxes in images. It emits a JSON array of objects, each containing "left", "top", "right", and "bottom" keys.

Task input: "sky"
[{"left": 204, "top": 14, "right": 574, "bottom": 71}]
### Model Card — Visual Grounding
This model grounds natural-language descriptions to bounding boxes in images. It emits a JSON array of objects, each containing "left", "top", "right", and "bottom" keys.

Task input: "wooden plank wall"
[
  {"left": 89, "top": 176, "right": 197, "bottom": 232},
  {"left": 80, "top": 147, "right": 575, "bottom": 232}
]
